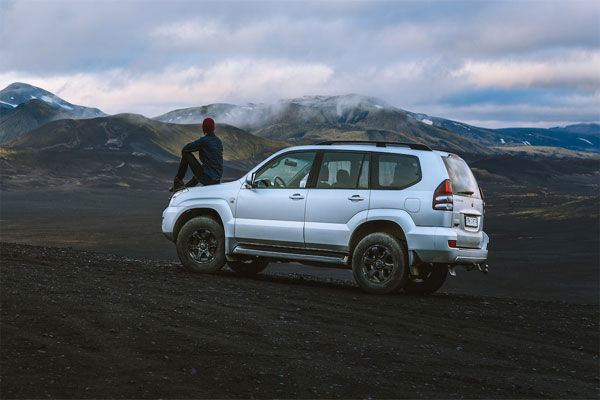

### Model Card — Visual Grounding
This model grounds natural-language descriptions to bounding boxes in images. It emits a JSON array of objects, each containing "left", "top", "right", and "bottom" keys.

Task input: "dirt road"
[{"left": 1, "top": 242, "right": 598, "bottom": 399}]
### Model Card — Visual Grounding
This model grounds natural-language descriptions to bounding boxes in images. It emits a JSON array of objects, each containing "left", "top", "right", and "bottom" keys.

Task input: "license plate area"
[{"left": 465, "top": 215, "right": 478, "bottom": 228}]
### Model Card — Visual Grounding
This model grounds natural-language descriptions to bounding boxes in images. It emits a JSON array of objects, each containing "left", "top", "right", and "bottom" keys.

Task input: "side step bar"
[{"left": 232, "top": 246, "right": 348, "bottom": 265}]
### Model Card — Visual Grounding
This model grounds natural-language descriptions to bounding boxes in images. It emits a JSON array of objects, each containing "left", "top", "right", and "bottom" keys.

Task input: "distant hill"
[
  {"left": 2, "top": 113, "right": 287, "bottom": 163},
  {"left": 549, "top": 123, "right": 600, "bottom": 137},
  {"left": 155, "top": 95, "right": 491, "bottom": 154},
  {"left": 407, "top": 112, "right": 600, "bottom": 153},
  {"left": 0, "top": 82, "right": 106, "bottom": 118},
  {"left": 0, "top": 99, "right": 77, "bottom": 144},
  {"left": 0, "top": 83, "right": 107, "bottom": 143}
]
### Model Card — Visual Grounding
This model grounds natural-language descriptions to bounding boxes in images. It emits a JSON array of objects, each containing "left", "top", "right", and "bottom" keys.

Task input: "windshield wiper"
[{"left": 457, "top": 191, "right": 474, "bottom": 195}]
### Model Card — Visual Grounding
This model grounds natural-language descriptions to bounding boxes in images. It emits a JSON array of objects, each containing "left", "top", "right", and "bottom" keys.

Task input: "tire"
[
  {"left": 228, "top": 259, "right": 269, "bottom": 276},
  {"left": 352, "top": 233, "right": 408, "bottom": 294},
  {"left": 403, "top": 263, "right": 448, "bottom": 295},
  {"left": 176, "top": 216, "right": 226, "bottom": 273}
]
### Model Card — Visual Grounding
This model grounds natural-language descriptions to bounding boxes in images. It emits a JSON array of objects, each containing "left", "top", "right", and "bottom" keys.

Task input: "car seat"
[{"left": 333, "top": 169, "right": 352, "bottom": 188}]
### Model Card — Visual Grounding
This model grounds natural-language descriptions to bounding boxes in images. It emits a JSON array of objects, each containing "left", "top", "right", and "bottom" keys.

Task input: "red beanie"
[{"left": 202, "top": 117, "right": 215, "bottom": 133}]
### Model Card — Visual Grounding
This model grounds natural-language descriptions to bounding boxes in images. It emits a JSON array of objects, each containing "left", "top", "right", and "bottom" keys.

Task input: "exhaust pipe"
[
  {"left": 448, "top": 263, "right": 489, "bottom": 276},
  {"left": 478, "top": 263, "right": 489, "bottom": 274}
]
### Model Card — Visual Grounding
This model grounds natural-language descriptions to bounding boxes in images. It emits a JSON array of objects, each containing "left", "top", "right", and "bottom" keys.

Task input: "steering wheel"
[{"left": 274, "top": 176, "right": 286, "bottom": 187}]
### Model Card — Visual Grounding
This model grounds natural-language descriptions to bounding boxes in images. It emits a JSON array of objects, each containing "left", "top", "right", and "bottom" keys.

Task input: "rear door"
[
  {"left": 442, "top": 154, "right": 484, "bottom": 248},
  {"left": 304, "top": 151, "right": 370, "bottom": 251}
]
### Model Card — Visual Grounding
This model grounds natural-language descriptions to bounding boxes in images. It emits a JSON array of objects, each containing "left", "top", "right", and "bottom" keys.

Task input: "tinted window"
[
  {"left": 443, "top": 155, "right": 480, "bottom": 198},
  {"left": 375, "top": 153, "right": 421, "bottom": 189},
  {"left": 316, "top": 152, "right": 369, "bottom": 189},
  {"left": 255, "top": 151, "right": 316, "bottom": 188}
]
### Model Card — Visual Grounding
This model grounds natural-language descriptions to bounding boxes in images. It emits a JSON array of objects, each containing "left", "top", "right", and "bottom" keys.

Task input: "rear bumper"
[{"left": 407, "top": 227, "right": 489, "bottom": 265}]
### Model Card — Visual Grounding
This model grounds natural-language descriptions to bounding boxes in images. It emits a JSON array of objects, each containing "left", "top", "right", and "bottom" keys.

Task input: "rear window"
[
  {"left": 374, "top": 153, "right": 421, "bottom": 190},
  {"left": 443, "top": 155, "right": 480, "bottom": 198}
]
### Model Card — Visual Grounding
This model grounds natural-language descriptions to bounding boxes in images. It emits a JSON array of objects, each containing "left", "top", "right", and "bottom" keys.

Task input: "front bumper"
[
  {"left": 162, "top": 206, "right": 180, "bottom": 242},
  {"left": 407, "top": 227, "right": 489, "bottom": 265}
]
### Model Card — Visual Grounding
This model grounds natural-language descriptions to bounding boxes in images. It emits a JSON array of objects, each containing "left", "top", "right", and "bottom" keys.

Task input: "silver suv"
[{"left": 162, "top": 141, "right": 489, "bottom": 294}]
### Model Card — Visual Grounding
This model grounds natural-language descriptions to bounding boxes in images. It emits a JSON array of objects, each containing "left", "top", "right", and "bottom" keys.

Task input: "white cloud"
[
  {"left": 150, "top": 22, "right": 219, "bottom": 45},
  {"left": 454, "top": 51, "right": 600, "bottom": 91},
  {"left": 0, "top": 59, "right": 334, "bottom": 116}
]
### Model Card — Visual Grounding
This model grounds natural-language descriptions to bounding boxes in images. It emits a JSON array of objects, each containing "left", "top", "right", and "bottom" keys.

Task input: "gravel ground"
[{"left": 1, "top": 242, "right": 598, "bottom": 399}]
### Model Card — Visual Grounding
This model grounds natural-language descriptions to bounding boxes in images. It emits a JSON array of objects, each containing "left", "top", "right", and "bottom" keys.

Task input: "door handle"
[
  {"left": 289, "top": 193, "right": 305, "bottom": 200},
  {"left": 348, "top": 195, "right": 365, "bottom": 201}
]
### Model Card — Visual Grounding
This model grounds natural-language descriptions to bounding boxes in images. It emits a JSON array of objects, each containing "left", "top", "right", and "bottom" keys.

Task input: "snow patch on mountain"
[
  {"left": 0, "top": 100, "right": 16, "bottom": 108},
  {"left": 41, "top": 95, "right": 56, "bottom": 104},
  {"left": 578, "top": 137, "right": 593, "bottom": 145},
  {"left": 421, "top": 119, "right": 433, "bottom": 125}
]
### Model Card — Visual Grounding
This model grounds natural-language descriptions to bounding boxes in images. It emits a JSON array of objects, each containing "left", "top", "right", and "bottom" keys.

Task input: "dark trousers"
[{"left": 176, "top": 152, "right": 219, "bottom": 186}]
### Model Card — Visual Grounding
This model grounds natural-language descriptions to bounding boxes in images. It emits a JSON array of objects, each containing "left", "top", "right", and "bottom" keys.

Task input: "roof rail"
[{"left": 316, "top": 140, "right": 432, "bottom": 151}]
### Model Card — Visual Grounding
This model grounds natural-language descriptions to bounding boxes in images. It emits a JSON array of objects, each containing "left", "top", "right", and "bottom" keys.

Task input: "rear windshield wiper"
[{"left": 456, "top": 191, "right": 474, "bottom": 195}]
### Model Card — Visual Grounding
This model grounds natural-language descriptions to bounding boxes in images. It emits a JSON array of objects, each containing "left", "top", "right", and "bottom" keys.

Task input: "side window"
[
  {"left": 254, "top": 151, "right": 316, "bottom": 189},
  {"left": 375, "top": 153, "right": 421, "bottom": 190},
  {"left": 316, "top": 152, "right": 370, "bottom": 189}
]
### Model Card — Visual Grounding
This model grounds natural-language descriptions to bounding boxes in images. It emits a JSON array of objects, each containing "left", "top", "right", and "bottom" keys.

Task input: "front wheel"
[
  {"left": 176, "top": 216, "right": 226, "bottom": 273},
  {"left": 352, "top": 233, "right": 408, "bottom": 294},
  {"left": 228, "top": 259, "right": 269, "bottom": 276},
  {"left": 403, "top": 263, "right": 448, "bottom": 295}
]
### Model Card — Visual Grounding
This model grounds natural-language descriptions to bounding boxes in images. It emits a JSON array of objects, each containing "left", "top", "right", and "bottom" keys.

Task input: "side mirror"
[{"left": 245, "top": 172, "right": 256, "bottom": 188}]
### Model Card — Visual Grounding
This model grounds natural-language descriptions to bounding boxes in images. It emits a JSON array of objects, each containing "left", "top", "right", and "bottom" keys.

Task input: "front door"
[
  {"left": 304, "top": 151, "right": 371, "bottom": 251},
  {"left": 235, "top": 151, "right": 317, "bottom": 248}
]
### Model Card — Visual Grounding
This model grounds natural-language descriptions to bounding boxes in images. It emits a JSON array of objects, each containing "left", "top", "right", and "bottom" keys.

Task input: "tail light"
[
  {"left": 448, "top": 240, "right": 457, "bottom": 248},
  {"left": 433, "top": 179, "right": 453, "bottom": 210}
]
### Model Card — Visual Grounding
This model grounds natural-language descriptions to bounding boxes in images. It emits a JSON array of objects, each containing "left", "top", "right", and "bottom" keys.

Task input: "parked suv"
[{"left": 162, "top": 141, "right": 489, "bottom": 294}]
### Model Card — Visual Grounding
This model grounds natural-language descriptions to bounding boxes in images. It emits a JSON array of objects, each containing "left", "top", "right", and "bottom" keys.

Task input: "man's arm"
[{"left": 182, "top": 137, "right": 205, "bottom": 153}]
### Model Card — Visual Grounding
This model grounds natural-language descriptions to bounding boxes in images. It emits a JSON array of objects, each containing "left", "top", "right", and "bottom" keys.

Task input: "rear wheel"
[
  {"left": 228, "top": 259, "right": 269, "bottom": 276},
  {"left": 176, "top": 216, "right": 226, "bottom": 273},
  {"left": 352, "top": 233, "right": 408, "bottom": 294},
  {"left": 403, "top": 263, "right": 448, "bottom": 295}
]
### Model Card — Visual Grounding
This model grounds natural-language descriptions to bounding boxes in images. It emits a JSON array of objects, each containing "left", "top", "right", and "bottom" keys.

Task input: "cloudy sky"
[{"left": 1, "top": 0, "right": 598, "bottom": 128}]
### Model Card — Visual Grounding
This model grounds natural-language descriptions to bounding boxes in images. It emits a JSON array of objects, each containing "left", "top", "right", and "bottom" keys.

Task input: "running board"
[{"left": 232, "top": 246, "right": 348, "bottom": 265}]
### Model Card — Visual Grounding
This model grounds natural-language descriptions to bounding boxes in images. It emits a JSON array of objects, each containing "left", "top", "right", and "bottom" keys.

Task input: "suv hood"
[{"left": 169, "top": 179, "right": 243, "bottom": 207}]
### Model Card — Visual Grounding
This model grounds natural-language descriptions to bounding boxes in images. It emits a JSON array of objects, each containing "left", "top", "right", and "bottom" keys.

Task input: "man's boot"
[{"left": 169, "top": 176, "right": 185, "bottom": 192}]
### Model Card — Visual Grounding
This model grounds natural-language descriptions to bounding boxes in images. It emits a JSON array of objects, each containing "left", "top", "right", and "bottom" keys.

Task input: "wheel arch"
[
  {"left": 173, "top": 208, "right": 224, "bottom": 243},
  {"left": 348, "top": 219, "right": 407, "bottom": 258}
]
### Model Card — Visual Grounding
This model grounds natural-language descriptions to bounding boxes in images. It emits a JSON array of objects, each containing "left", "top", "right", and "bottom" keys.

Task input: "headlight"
[{"left": 169, "top": 188, "right": 188, "bottom": 205}]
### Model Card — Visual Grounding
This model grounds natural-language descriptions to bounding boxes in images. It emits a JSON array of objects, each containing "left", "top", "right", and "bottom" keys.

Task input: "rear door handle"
[
  {"left": 289, "top": 193, "right": 305, "bottom": 200},
  {"left": 348, "top": 195, "right": 365, "bottom": 201}
]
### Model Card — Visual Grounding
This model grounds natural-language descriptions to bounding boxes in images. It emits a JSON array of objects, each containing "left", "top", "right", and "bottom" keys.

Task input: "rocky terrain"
[{"left": 1, "top": 242, "right": 598, "bottom": 399}]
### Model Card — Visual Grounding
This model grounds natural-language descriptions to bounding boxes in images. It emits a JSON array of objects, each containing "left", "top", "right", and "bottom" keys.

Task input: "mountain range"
[
  {"left": 0, "top": 82, "right": 598, "bottom": 189},
  {"left": 155, "top": 95, "right": 600, "bottom": 155}
]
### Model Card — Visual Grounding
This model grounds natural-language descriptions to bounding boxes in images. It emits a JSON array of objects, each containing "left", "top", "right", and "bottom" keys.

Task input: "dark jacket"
[{"left": 182, "top": 133, "right": 223, "bottom": 181}]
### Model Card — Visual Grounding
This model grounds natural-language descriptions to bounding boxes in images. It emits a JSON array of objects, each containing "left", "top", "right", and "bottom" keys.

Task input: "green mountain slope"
[
  {"left": 3, "top": 113, "right": 287, "bottom": 163},
  {"left": 0, "top": 100, "right": 76, "bottom": 144}
]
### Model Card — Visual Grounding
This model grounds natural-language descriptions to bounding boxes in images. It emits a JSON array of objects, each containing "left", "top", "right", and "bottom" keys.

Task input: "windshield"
[{"left": 442, "top": 155, "right": 480, "bottom": 198}]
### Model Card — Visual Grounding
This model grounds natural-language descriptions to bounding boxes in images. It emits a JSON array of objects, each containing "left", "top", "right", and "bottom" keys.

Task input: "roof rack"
[{"left": 316, "top": 140, "right": 432, "bottom": 151}]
